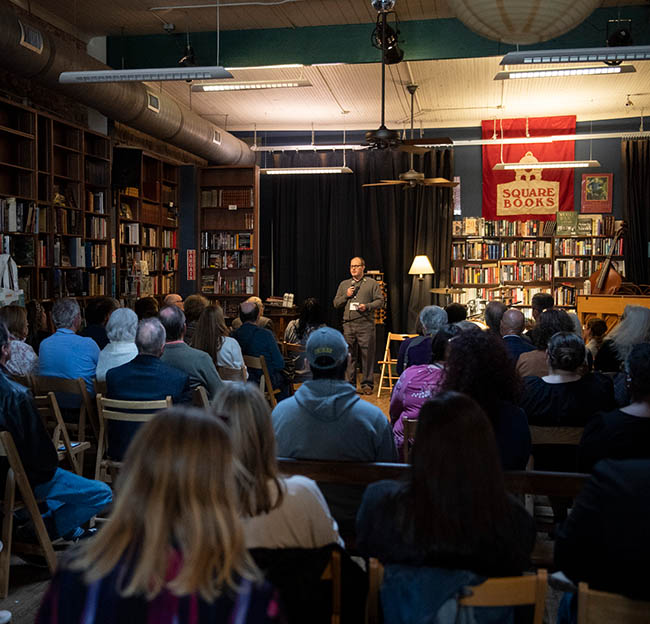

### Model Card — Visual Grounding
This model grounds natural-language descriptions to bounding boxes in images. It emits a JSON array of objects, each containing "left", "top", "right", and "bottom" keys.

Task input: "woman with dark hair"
[
  {"left": 583, "top": 317, "right": 608, "bottom": 361},
  {"left": 183, "top": 294, "right": 209, "bottom": 344},
  {"left": 284, "top": 297, "right": 324, "bottom": 382},
  {"left": 0, "top": 305, "right": 38, "bottom": 375},
  {"left": 390, "top": 324, "right": 459, "bottom": 454},
  {"left": 441, "top": 330, "right": 531, "bottom": 469},
  {"left": 357, "top": 391, "right": 535, "bottom": 575},
  {"left": 578, "top": 342, "right": 650, "bottom": 471}
]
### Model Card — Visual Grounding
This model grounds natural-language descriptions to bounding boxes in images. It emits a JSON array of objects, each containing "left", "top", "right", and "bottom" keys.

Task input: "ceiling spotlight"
[
  {"left": 178, "top": 43, "right": 196, "bottom": 67},
  {"left": 371, "top": 11, "right": 403, "bottom": 65}
]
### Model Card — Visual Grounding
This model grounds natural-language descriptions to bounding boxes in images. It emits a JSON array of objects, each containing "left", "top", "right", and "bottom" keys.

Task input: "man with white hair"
[{"left": 396, "top": 305, "right": 448, "bottom": 375}]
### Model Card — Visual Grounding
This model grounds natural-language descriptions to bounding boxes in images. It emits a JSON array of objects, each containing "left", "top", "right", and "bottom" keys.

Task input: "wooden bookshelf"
[{"left": 197, "top": 166, "right": 259, "bottom": 317}]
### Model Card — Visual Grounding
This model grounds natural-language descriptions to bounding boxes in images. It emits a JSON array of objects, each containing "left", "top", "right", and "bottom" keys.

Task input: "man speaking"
[{"left": 333, "top": 256, "right": 383, "bottom": 395}]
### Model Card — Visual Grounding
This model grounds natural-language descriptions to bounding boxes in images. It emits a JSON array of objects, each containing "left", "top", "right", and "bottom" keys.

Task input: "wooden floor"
[{"left": 0, "top": 557, "right": 52, "bottom": 623}]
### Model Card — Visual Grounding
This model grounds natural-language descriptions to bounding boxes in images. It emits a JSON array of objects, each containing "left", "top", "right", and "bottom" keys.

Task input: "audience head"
[
  {"left": 296, "top": 297, "right": 324, "bottom": 339},
  {"left": 484, "top": 301, "right": 507, "bottom": 334},
  {"left": 106, "top": 308, "right": 138, "bottom": 344},
  {"left": 531, "top": 292, "right": 554, "bottom": 321},
  {"left": 566, "top": 313, "right": 583, "bottom": 337},
  {"left": 134, "top": 296, "right": 159, "bottom": 321},
  {"left": 500, "top": 309, "right": 526, "bottom": 337},
  {"left": 72, "top": 407, "right": 255, "bottom": 599},
  {"left": 547, "top": 332, "right": 586, "bottom": 373},
  {"left": 212, "top": 383, "right": 282, "bottom": 517},
  {"left": 52, "top": 298, "right": 81, "bottom": 331},
  {"left": 442, "top": 328, "right": 521, "bottom": 417},
  {"left": 26, "top": 300, "right": 46, "bottom": 332},
  {"left": 455, "top": 320, "right": 482, "bottom": 332},
  {"left": 607, "top": 305, "right": 650, "bottom": 362},
  {"left": 419, "top": 306, "right": 448, "bottom": 337},
  {"left": 245, "top": 296, "right": 264, "bottom": 316},
  {"left": 431, "top": 324, "right": 461, "bottom": 362},
  {"left": 532, "top": 308, "right": 575, "bottom": 350},
  {"left": 159, "top": 305, "right": 186, "bottom": 342},
  {"left": 191, "top": 306, "right": 229, "bottom": 360},
  {"left": 239, "top": 302, "right": 259, "bottom": 324},
  {"left": 184, "top": 294, "right": 209, "bottom": 324},
  {"left": 163, "top": 293, "right": 184, "bottom": 311},
  {"left": 307, "top": 327, "right": 349, "bottom": 380},
  {"left": 0, "top": 305, "right": 28, "bottom": 340},
  {"left": 625, "top": 343, "right": 650, "bottom": 403},
  {"left": 0, "top": 321, "right": 9, "bottom": 365},
  {"left": 444, "top": 302, "right": 467, "bottom": 324},
  {"left": 85, "top": 297, "right": 119, "bottom": 327},
  {"left": 135, "top": 318, "right": 166, "bottom": 357},
  {"left": 585, "top": 317, "right": 608, "bottom": 343}
]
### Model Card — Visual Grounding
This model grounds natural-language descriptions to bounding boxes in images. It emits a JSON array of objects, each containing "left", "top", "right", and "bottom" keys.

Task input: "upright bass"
[{"left": 588, "top": 225, "right": 625, "bottom": 295}]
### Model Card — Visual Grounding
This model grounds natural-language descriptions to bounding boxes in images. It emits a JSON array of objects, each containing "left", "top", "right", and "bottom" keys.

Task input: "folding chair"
[
  {"left": 320, "top": 548, "right": 342, "bottom": 624},
  {"left": 95, "top": 394, "right": 172, "bottom": 482},
  {"left": 10, "top": 374, "right": 33, "bottom": 390},
  {"left": 0, "top": 431, "right": 57, "bottom": 598},
  {"left": 217, "top": 366, "right": 247, "bottom": 382},
  {"left": 192, "top": 385, "right": 210, "bottom": 409},
  {"left": 577, "top": 582, "right": 650, "bottom": 624},
  {"left": 243, "top": 355, "right": 281, "bottom": 408},
  {"left": 33, "top": 392, "right": 91, "bottom": 476},
  {"left": 377, "top": 333, "right": 417, "bottom": 398}
]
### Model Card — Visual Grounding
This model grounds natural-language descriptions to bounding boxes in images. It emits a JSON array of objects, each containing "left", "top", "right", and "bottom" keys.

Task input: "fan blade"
[
  {"left": 362, "top": 180, "right": 406, "bottom": 187},
  {"left": 422, "top": 178, "right": 459, "bottom": 187},
  {"left": 398, "top": 145, "right": 429, "bottom": 155},
  {"left": 404, "top": 137, "right": 454, "bottom": 146}
]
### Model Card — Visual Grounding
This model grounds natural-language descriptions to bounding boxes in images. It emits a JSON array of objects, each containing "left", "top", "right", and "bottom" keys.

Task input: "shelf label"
[
  {"left": 187, "top": 249, "right": 196, "bottom": 281},
  {"left": 228, "top": 204, "right": 238, "bottom": 211}
]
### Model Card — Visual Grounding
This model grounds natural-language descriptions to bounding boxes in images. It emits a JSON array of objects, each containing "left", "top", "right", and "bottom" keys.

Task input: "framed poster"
[{"left": 581, "top": 173, "right": 613, "bottom": 213}]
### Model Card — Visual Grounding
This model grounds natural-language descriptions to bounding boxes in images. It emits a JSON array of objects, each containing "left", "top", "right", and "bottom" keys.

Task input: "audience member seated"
[
  {"left": 443, "top": 302, "right": 467, "bottom": 324},
  {"left": 95, "top": 308, "right": 138, "bottom": 383},
  {"left": 0, "top": 304, "right": 38, "bottom": 376},
  {"left": 525, "top": 292, "right": 555, "bottom": 346},
  {"left": 106, "top": 318, "right": 190, "bottom": 461},
  {"left": 390, "top": 325, "right": 459, "bottom": 454},
  {"left": 133, "top": 296, "right": 159, "bottom": 320},
  {"left": 192, "top": 305, "right": 246, "bottom": 379},
  {"left": 39, "top": 298, "right": 99, "bottom": 396},
  {"left": 26, "top": 300, "right": 50, "bottom": 352},
  {"left": 36, "top": 407, "right": 283, "bottom": 624},
  {"left": 441, "top": 330, "right": 531, "bottom": 469},
  {"left": 520, "top": 332, "right": 615, "bottom": 472},
  {"left": 0, "top": 321, "right": 112, "bottom": 543},
  {"left": 594, "top": 304, "right": 650, "bottom": 373},
  {"left": 578, "top": 343, "right": 650, "bottom": 472},
  {"left": 283, "top": 297, "right": 325, "bottom": 383},
  {"left": 583, "top": 316, "right": 608, "bottom": 361},
  {"left": 231, "top": 296, "right": 275, "bottom": 333},
  {"left": 356, "top": 392, "right": 535, "bottom": 622},
  {"left": 554, "top": 458, "right": 650, "bottom": 613},
  {"left": 500, "top": 308, "right": 535, "bottom": 362},
  {"left": 233, "top": 302, "right": 287, "bottom": 397},
  {"left": 516, "top": 308, "right": 575, "bottom": 378},
  {"left": 183, "top": 294, "right": 209, "bottom": 344},
  {"left": 78, "top": 297, "right": 119, "bottom": 350},
  {"left": 273, "top": 327, "right": 397, "bottom": 535},
  {"left": 396, "top": 305, "right": 448, "bottom": 375},
  {"left": 484, "top": 300, "right": 507, "bottom": 335},
  {"left": 159, "top": 305, "right": 223, "bottom": 400},
  {"left": 162, "top": 293, "right": 184, "bottom": 310}
]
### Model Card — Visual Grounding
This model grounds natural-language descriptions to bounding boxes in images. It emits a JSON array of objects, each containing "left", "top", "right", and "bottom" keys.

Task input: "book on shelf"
[
  {"left": 0, "top": 198, "right": 38, "bottom": 233},
  {"left": 200, "top": 275, "right": 216, "bottom": 294},
  {"left": 85, "top": 190, "right": 105, "bottom": 214},
  {"left": 200, "top": 188, "right": 254, "bottom": 209},
  {"left": 556, "top": 211, "right": 578, "bottom": 235},
  {"left": 12, "top": 237, "right": 35, "bottom": 266}
]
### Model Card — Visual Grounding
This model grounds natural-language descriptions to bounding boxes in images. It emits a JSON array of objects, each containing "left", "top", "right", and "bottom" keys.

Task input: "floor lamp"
[{"left": 408, "top": 255, "right": 434, "bottom": 329}]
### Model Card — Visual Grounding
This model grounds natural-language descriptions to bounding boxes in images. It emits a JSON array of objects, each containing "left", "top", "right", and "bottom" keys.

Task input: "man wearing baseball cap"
[{"left": 272, "top": 327, "right": 396, "bottom": 534}]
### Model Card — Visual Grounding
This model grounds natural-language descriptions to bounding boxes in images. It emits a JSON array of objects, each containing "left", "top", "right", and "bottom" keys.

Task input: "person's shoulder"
[
  {"left": 352, "top": 400, "right": 390, "bottom": 425},
  {"left": 283, "top": 474, "right": 321, "bottom": 495},
  {"left": 0, "top": 372, "right": 29, "bottom": 398},
  {"left": 364, "top": 479, "right": 404, "bottom": 502}
]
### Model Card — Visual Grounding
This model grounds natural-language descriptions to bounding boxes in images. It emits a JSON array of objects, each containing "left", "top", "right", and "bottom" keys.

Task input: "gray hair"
[
  {"left": 609, "top": 305, "right": 650, "bottom": 362},
  {"left": 51, "top": 298, "right": 80, "bottom": 329},
  {"left": 136, "top": 317, "right": 166, "bottom": 356},
  {"left": 419, "top": 306, "right": 448, "bottom": 336},
  {"left": 566, "top": 313, "right": 583, "bottom": 337},
  {"left": 106, "top": 308, "right": 138, "bottom": 343}
]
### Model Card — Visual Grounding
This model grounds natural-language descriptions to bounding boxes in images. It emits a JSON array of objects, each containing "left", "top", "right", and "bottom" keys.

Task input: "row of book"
[
  {"left": 120, "top": 223, "right": 140, "bottom": 245},
  {"left": 452, "top": 239, "right": 554, "bottom": 261},
  {"left": 86, "top": 215, "right": 107, "bottom": 239},
  {"left": 499, "top": 261, "right": 552, "bottom": 282},
  {"left": 554, "top": 238, "right": 623, "bottom": 257},
  {"left": 449, "top": 286, "right": 550, "bottom": 310},
  {"left": 162, "top": 229, "right": 177, "bottom": 248},
  {"left": 200, "top": 250, "right": 254, "bottom": 270},
  {"left": 200, "top": 188, "right": 254, "bottom": 209},
  {"left": 0, "top": 198, "right": 39, "bottom": 233},
  {"left": 53, "top": 238, "right": 107, "bottom": 268},
  {"left": 52, "top": 268, "right": 106, "bottom": 298},
  {"left": 84, "top": 160, "right": 109, "bottom": 187},
  {"left": 200, "top": 273, "right": 255, "bottom": 295},
  {"left": 554, "top": 259, "right": 594, "bottom": 278},
  {"left": 200, "top": 231, "right": 253, "bottom": 251},
  {"left": 142, "top": 226, "right": 157, "bottom": 247},
  {"left": 85, "top": 190, "right": 106, "bottom": 214},
  {"left": 54, "top": 207, "right": 83, "bottom": 236},
  {"left": 161, "top": 251, "right": 178, "bottom": 271},
  {"left": 452, "top": 215, "right": 620, "bottom": 237},
  {"left": 451, "top": 264, "right": 500, "bottom": 285}
]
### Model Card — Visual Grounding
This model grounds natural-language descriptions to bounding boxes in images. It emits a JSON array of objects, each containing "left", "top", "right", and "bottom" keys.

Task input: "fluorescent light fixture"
[
  {"left": 261, "top": 167, "right": 353, "bottom": 175},
  {"left": 501, "top": 45, "right": 650, "bottom": 65},
  {"left": 252, "top": 144, "right": 366, "bottom": 152},
  {"left": 494, "top": 65, "right": 636, "bottom": 80},
  {"left": 224, "top": 64, "right": 304, "bottom": 71},
  {"left": 192, "top": 79, "right": 312, "bottom": 92},
  {"left": 493, "top": 160, "right": 601, "bottom": 170},
  {"left": 59, "top": 66, "right": 233, "bottom": 84}
]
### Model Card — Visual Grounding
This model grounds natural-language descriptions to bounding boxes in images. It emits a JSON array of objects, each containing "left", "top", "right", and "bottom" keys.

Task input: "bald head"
[
  {"left": 240, "top": 301, "right": 259, "bottom": 324},
  {"left": 163, "top": 293, "right": 184, "bottom": 310},
  {"left": 136, "top": 318, "right": 166, "bottom": 357},
  {"left": 500, "top": 309, "right": 526, "bottom": 336}
]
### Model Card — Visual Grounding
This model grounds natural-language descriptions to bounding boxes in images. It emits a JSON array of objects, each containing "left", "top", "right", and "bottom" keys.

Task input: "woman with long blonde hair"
[{"left": 36, "top": 407, "right": 284, "bottom": 624}]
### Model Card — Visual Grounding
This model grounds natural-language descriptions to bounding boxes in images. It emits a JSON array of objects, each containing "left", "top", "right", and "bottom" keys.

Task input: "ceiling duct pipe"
[{"left": 0, "top": 3, "right": 253, "bottom": 165}]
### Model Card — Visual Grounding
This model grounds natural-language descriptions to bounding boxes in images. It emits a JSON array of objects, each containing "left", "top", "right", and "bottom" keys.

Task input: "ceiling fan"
[{"left": 363, "top": 83, "right": 459, "bottom": 189}]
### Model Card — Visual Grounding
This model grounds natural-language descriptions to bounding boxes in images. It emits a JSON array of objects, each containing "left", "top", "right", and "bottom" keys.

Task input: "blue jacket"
[
  {"left": 232, "top": 322, "right": 285, "bottom": 380},
  {"left": 502, "top": 334, "right": 535, "bottom": 362}
]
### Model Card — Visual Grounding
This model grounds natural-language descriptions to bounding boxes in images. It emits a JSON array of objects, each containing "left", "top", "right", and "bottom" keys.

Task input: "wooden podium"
[{"left": 576, "top": 294, "right": 650, "bottom": 331}]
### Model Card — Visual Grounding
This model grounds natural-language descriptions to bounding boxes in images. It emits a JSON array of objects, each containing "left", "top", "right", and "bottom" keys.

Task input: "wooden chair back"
[
  {"left": 530, "top": 426, "right": 584, "bottom": 446},
  {"left": 243, "top": 354, "right": 280, "bottom": 408},
  {"left": 94, "top": 379, "right": 107, "bottom": 397},
  {"left": 377, "top": 333, "right": 417, "bottom": 398},
  {"left": 577, "top": 582, "right": 650, "bottom": 624},
  {"left": 192, "top": 385, "right": 210, "bottom": 409},
  {"left": 10, "top": 374, "right": 33, "bottom": 390},
  {"left": 320, "top": 549, "right": 342, "bottom": 624},
  {"left": 95, "top": 394, "right": 172, "bottom": 481},
  {"left": 33, "top": 392, "right": 90, "bottom": 476},
  {"left": 281, "top": 341, "right": 303, "bottom": 357},
  {"left": 402, "top": 418, "right": 418, "bottom": 463},
  {"left": 217, "top": 366, "right": 247, "bottom": 382},
  {"left": 0, "top": 431, "right": 57, "bottom": 597}
]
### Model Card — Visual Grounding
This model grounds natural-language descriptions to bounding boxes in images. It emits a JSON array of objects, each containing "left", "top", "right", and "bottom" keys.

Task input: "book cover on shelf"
[{"left": 556, "top": 212, "right": 578, "bottom": 235}]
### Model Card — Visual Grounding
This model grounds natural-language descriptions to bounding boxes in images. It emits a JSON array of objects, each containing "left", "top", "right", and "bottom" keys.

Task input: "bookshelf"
[
  {"left": 112, "top": 148, "right": 179, "bottom": 301},
  {"left": 197, "top": 166, "right": 259, "bottom": 317},
  {"left": 450, "top": 216, "right": 625, "bottom": 313},
  {"left": 0, "top": 96, "right": 111, "bottom": 302}
]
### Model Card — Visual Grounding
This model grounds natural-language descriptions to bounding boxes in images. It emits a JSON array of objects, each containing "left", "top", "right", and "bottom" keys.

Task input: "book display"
[
  {"left": 0, "top": 96, "right": 111, "bottom": 301},
  {"left": 197, "top": 166, "right": 259, "bottom": 317},
  {"left": 450, "top": 215, "right": 625, "bottom": 313},
  {"left": 112, "top": 148, "right": 179, "bottom": 300}
]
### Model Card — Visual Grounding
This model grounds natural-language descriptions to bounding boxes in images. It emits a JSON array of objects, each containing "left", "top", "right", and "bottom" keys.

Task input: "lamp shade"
[
  {"left": 447, "top": 0, "right": 600, "bottom": 45},
  {"left": 408, "top": 255, "right": 434, "bottom": 277}
]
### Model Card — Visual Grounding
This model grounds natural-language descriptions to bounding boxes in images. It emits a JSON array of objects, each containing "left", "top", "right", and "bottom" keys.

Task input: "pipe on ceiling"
[{"left": 0, "top": 4, "right": 254, "bottom": 165}]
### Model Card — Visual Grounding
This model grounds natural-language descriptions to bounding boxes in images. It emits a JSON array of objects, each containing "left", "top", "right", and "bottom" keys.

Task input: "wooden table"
[
  {"left": 576, "top": 294, "right": 650, "bottom": 331},
  {"left": 265, "top": 306, "right": 299, "bottom": 341}
]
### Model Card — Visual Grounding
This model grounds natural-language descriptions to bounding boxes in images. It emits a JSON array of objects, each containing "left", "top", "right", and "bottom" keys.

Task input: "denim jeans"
[{"left": 33, "top": 468, "right": 112, "bottom": 539}]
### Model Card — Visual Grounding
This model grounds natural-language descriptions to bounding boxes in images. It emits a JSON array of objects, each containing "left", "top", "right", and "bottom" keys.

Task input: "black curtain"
[
  {"left": 621, "top": 139, "right": 650, "bottom": 285},
  {"left": 264, "top": 148, "right": 454, "bottom": 333}
]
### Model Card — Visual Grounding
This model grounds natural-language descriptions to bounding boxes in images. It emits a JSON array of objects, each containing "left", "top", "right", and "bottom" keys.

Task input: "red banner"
[{"left": 482, "top": 116, "right": 576, "bottom": 221}]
